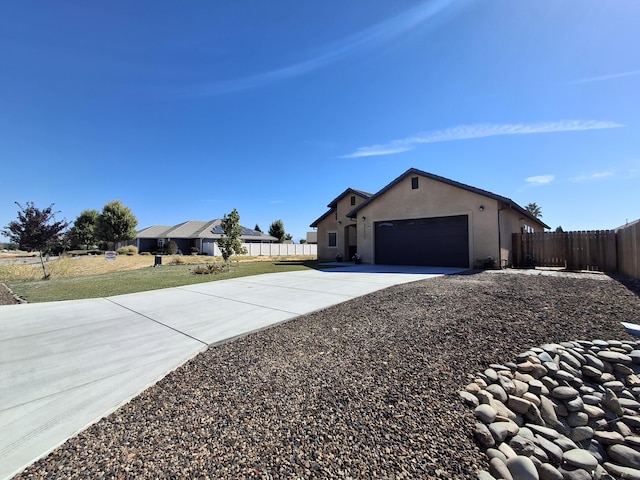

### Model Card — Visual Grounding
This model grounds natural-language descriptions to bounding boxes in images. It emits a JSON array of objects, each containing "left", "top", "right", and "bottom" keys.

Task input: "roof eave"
[
  {"left": 310, "top": 209, "right": 334, "bottom": 228},
  {"left": 327, "top": 188, "right": 372, "bottom": 208}
]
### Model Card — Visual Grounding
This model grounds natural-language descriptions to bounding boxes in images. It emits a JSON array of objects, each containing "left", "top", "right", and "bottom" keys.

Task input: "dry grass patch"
[
  {"left": 1, "top": 255, "right": 205, "bottom": 281},
  {"left": 0, "top": 254, "right": 317, "bottom": 282}
]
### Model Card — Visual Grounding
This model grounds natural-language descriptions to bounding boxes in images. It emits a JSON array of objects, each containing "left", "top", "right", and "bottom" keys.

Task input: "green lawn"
[{"left": 8, "top": 261, "right": 316, "bottom": 303}]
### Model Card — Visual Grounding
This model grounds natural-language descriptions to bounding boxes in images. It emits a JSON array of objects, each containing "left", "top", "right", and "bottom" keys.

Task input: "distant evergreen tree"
[
  {"left": 254, "top": 224, "right": 262, "bottom": 232},
  {"left": 269, "top": 219, "right": 286, "bottom": 243}
]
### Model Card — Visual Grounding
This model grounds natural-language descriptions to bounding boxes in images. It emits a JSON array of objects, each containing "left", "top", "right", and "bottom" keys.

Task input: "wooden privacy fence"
[
  {"left": 513, "top": 231, "right": 617, "bottom": 272},
  {"left": 617, "top": 220, "right": 640, "bottom": 279}
]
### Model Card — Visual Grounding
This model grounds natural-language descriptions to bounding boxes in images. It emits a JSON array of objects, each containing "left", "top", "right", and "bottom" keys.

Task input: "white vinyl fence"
[{"left": 201, "top": 241, "right": 317, "bottom": 258}]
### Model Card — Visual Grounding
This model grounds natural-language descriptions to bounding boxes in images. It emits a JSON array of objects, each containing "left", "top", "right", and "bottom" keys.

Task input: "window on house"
[
  {"left": 328, "top": 232, "right": 337, "bottom": 247},
  {"left": 411, "top": 177, "right": 419, "bottom": 189},
  {"left": 350, "top": 195, "right": 356, "bottom": 205}
]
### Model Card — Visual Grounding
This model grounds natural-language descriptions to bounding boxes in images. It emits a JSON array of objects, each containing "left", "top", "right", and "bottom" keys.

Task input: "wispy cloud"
[
  {"left": 184, "top": 0, "right": 455, "bottom": 96},
  {"left": 344, "top": 145, "right": 413, "bottom": 158},
  {"left": 341, "top": 120, "right": 623, "bottom": 158},
  {"left": 525, "top": 175, "right": 555, "bottom": 186},
  {"left": 570, "top": 171, "right": 614, "bottom": 182},
  {"left": 571, "top": 70, "right": 640, "bottom": 85}
]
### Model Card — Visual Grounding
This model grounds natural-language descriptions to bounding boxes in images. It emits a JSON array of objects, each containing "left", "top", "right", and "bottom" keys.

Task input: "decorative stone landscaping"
[{"left": 464, "top": 339, "right": 640, "bottom": 479}]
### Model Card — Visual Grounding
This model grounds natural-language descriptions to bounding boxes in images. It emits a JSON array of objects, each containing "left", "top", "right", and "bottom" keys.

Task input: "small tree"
[
  {"left": 525, "top": 202, "right": 543, "bottom": 219},
  {"left": 254, "top": 224, "right": 262, "bottom": 233},
  {"left": 2, "top": 202, "right": 69, "bottom": 279},
  {"left": 555, "top": 225, "right": 564, "bottom": 233},
  {"left": 96, "top": 200, "right": 138, "bottom": 250},
  {"left": 68, "top": 209, "right": 100, "bottom": 250},
  {"left": 165, "top": 240, "right": 179, "bottom": 255},
  {"left": 216, "top": 208, "right": 247, "bottom": 269},
  {"left": 269, "top": 219, "right": 286, "bottom": 243}
]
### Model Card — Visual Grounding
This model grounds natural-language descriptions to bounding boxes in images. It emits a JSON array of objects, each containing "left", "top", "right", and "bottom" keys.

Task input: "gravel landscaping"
[
  {"left": 11, "top": 270, "right": 640, "bottom": 479},
  {"left": 0, "top": 282, "right": 21, "bottom": 305}
]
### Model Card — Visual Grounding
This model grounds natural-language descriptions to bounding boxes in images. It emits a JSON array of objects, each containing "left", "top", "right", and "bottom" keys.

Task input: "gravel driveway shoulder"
[{"left": 0, "top": 283, "right": 22, "bottom": 305}]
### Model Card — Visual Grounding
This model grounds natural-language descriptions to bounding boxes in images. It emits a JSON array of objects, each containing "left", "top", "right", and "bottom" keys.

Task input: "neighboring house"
[
  {"left": 135, "top": 220, "right": 278, "bottom": 255},
  {"left": 305, "top": 231, "right": 318, "bottom": 244},
  {"left": 310, "top": 168, "right": 549, "bottom": 268}
]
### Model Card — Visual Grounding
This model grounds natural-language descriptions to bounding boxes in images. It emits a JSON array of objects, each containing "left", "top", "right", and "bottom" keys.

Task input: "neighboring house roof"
[
  {"left": 345, "top": 168, "right": 550, "bottom": 229},
  {"left": 136, "top": 220, "right": 278, "bottom": 242},
  {"left": 310, "top": 188, "right": 373, "bottom": 227},
  {"left": 136, "top": 225, "right": 173, "bottom": 238},
  {"left": 164, "top": 220, "right": 217, "bottom": 239}
]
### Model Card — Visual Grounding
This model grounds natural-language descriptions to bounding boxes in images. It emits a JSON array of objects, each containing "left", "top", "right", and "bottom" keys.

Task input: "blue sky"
[{"left": 1, "top": 1, "right": 639, "bottom": 243}]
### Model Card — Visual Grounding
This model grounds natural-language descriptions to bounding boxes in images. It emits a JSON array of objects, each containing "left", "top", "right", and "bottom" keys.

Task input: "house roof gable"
[
  {"left": 345, "top": 168, "right": 550, "bottom": 229},
  {"left": 310, "top": 188, "right": 373, "bottom": 228},
  {"left": 327, "top": 187, "right": 372, "bottom": 208},
  {"left": 310, "top": 209, "right": 334, "bottom": 228}
]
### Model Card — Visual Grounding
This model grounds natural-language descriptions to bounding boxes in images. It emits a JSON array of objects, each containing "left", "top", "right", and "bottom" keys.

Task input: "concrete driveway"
[{"left": 0, "top": 265, "right": 462, "bottom": 479}]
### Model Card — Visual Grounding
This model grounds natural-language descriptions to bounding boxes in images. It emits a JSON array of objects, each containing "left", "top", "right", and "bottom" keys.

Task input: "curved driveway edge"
[{"left": 0, "top": 265, "right": 463, "bottom": 479}]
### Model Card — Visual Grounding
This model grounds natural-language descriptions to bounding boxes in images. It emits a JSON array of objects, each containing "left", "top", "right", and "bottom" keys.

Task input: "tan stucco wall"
[
  {"left": 314, "top": 175, "right": 547, "bottom": 266},
  {"left": 315, "top": 193, "right": 365, "bottom": 262},
  {"left": 354, "top": 175, "right": 501, "bottom": 266},
  {"left": 498, "top": 207, "right": 545, "bottom": 267}
]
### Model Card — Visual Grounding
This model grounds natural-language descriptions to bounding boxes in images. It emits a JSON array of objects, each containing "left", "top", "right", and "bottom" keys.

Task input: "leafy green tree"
[
  {"left": 269, "top": 219, "right": 286, "bottom": 243},
  {"left": 525, "top": 202, "right": 543, "bottom": 219},
  {"left": 299, "top": 239, "right": 307, "bottom": 244},
  {"left": 216, "top": 208, "right": 247, "bottom": 268},
  {"left": 68, "top": 209, "right": 100, "bottom": 250},
  {"left": 2, "top": 202, "right": 69, "bottom": 279},
  {"left": 96, "top": 200, "right": 138, "bottom": 251}
]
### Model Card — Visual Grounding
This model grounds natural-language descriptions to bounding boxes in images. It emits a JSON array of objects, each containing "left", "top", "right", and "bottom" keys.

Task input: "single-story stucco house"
[
  {"left": 135, "top": 220, "right": 277, "bottom": 255},
  {"left": 310, "top": 168, "right": 550, "bottom": 268}
]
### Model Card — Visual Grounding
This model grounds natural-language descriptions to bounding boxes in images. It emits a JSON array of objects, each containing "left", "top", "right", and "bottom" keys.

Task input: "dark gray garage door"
[{"left": 374, "top": 215, "right": 469, "bottom": 267}]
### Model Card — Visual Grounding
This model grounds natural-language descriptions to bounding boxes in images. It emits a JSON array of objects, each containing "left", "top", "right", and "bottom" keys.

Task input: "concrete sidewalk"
[{"left": 0, "top": 265, "right": 462, "bottom": 479}]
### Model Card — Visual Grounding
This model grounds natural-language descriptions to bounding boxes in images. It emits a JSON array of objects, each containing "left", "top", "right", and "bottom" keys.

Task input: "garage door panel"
[{"left": 374, "top": 215, "right": 469, "bottom": 267}]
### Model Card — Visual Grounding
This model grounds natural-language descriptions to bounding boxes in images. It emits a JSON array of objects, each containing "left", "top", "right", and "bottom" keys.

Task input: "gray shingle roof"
[
  {"left": 136, "top": 220, "right": 278, "bottom": 242},
  {"left": 135, "top": 225, "right": 173, "bottom": 238}
]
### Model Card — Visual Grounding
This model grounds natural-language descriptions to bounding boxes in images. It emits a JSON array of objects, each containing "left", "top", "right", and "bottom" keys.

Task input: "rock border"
[
  {"left": 462, "top": 339, "right": 640, "bottom": 480},
  {"left": 0, "top": 282, "right": 26, "bottom": 305}
]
